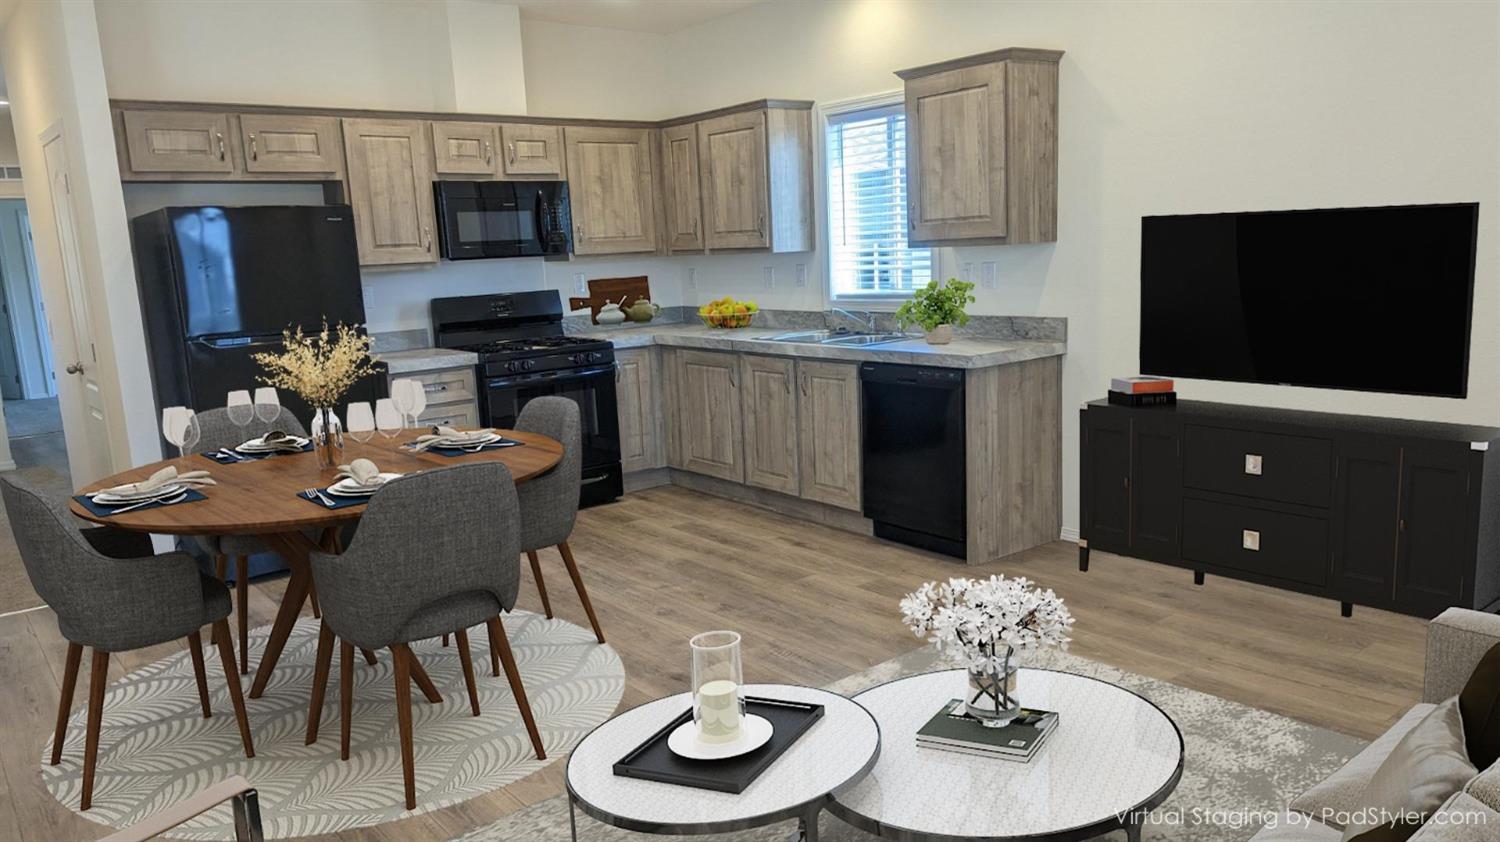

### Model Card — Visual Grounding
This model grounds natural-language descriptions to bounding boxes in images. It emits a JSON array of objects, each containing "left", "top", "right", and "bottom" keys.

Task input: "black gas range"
[{"left": 431, "top": 291, "right": 622, "bottom": 507}]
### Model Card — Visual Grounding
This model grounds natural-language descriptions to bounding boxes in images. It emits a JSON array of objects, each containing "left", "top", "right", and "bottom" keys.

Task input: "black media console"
[{"left": 1079, "top": 399, "right": 1500, "bottom": 618}]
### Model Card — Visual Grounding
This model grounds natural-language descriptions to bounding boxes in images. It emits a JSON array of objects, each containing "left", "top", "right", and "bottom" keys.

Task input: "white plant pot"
[{"left": 925, "top": 324, "right": 954, "bottom": 345}]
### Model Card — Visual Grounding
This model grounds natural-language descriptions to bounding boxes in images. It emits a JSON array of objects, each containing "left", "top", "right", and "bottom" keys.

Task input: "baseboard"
[
  {"left": 1060, "top": 526, "right": 1079, "bottom": 543},
  {"left": 623, "top": 467, "right": 671, "bottom": 492},
  {"left": 666, "top": 469, "right": 874, "bottom": 537},
  {"left": 0, "top": 459, "right": 18, "bottom": 472}
]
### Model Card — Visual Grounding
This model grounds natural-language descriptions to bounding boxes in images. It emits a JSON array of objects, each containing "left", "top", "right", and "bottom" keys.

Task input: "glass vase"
[
  {"left": 966, "top": 646, "right": 1021, "bottom": 727},
  {"left": 690, "top": 630, "right": 744, "bottom": 744},
  {"left": 311, "top": 407, "right": 343, "bottom": 470}
]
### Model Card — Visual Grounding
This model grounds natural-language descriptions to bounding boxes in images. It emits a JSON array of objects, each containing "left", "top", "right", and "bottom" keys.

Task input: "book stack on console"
[
  {"left": 1109, "top": 376, "right": 1176, "bottom": 407},
  {"left": 915, "top": 699, "right": 1059, "bottom": 762}
]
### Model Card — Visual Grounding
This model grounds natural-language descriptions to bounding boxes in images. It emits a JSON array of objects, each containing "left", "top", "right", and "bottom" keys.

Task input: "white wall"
[
  {"left": 521, "top": 0, "right": 1500, "bottom": 536},
  {"left": 0, "top": 112, "right": 19, "bottom": 164},
  {"left": 519, "top": 19, "right": 671, "bottom": 120}
]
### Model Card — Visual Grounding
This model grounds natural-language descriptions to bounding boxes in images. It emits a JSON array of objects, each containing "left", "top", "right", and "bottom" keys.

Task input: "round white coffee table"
[
  {"left": 566, "top": 683, "right": 881, "bottom": 841},
  {"left": 829, "top": 669, "right": 1183, "bottom": 842}
]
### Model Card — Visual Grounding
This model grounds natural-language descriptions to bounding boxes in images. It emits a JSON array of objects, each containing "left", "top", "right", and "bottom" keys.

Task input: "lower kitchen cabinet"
[
  {"left": 672, "top": 349, "right": 744, "bottom": 482},
  {"left": 616, "top": 348, "right": 666, "bottom": 473},
  {"left": 797, "top": 360, "right": 861, "bottom": 510},
  {"left": 388, "top": 366, "right": 478, "bottom": 429},
  {"left": 741, "top": 355, "right": 799, "bottom": 494}
]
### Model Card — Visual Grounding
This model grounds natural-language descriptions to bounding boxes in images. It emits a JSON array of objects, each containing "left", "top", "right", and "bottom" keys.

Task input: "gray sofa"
[{"left": 1251, "top": 608, "right": 1500, "bottom": 840}]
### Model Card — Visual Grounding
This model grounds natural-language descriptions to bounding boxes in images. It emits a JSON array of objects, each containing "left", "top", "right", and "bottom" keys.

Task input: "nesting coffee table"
[
  {"left": 566, "top": 683, "right": 881, "bottom": 841},
  {"left": 829, "top": 669, "right": 1184, "bottom": 842}
]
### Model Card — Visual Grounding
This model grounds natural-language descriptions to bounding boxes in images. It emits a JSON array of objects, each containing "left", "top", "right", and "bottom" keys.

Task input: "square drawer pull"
[
  {"left": 1242, "top": 529, "right": 1260, "bottom": 551},
  {"left": 1244, "top": 454, "right": 1263, "bottom": 475}
]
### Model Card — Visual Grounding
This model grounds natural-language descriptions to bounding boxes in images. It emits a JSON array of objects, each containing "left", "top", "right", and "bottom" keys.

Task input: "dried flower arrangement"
[{"left": 252, "top": 321, "right": 378, "bottom": 409}]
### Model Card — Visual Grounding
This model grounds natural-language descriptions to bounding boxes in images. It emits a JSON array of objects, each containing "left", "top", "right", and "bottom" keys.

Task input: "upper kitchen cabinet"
[
  {"left": 499, "top": 124, "right": 565, "bottom": 178},
  {"left": 660, "top": 123, "right": 704, "bottom": 252},
  {"left": 120, "top": 109, "right": 236, "bottom": 174},
  {"left": 239, "top": 114, "right": 343, "bottom": 175},
  {"left": 897, "top": 47, "right": 1062, "bottom": 246},
  {"left": 342, "top": 118, "right": 438, "bottom": 266},
  {"left": 563, "top": 126, "right": 659, "bottom": 255},
  {"left": 431, "top": 121, "right": 500, "bottom": 176},
  {"left": 431, "top": 121, "right": 566, "bottom": 179}
]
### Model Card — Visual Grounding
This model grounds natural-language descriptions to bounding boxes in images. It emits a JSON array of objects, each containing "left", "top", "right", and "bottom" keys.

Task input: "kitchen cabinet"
[
  {"left": 342, "top": 118, "right": 437, "bottom": 266},
  {"left": 796, "top": 361, "right": 861, "bottom": 511},
  {"left": 616, "top": 348, "right": 665, "bottom": 473},
  {"left": 499, "top": 124, "right": 565, "bottom": 178},
  {"left": 897, "top": 47, "right": 1062, "bottom": 246},
  {"left": 120, "top": 109, "right": 236, "bottom": 174},
  {"left": 239, "top": 114, "right": 342, "bottom": 174},
  {"left": 388, "top": 366, "right": 479, "bottom": 430},
  {"left": 741, "top": 355, "right": 799, "bottom": 494},
  {"left": 660, "top": 123, "right": 704, "bottom": 252},
  {"left": 563, "top": 126, "right": 659, "bottom": 255},
  {"left": 672, "top": 349, "right": 744, "bottom": 482},
  {"left": 684, "top": 104, "right": 814, "bottom": 253},
  {"left": 431, "top": 121, "right": 499, "bottom": 175}
]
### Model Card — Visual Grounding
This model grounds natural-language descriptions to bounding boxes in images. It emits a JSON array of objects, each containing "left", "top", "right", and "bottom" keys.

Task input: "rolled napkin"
[
  {"left": 337, "top": 458, "right": 383, "bottom": 486},
  {"left": 243, "top": 430, "right": 307, "bottom": 449},
  {"left": 94, "top": 465, "right": 216, "bottom": 497},
  {"left": 409, "top": 426, "right": 496, "bottom": 451}
]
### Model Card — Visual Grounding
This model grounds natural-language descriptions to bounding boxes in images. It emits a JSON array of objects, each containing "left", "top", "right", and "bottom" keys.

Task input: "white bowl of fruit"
[{"left": 697, "top": 297, "right": 760, "bottom": 329}]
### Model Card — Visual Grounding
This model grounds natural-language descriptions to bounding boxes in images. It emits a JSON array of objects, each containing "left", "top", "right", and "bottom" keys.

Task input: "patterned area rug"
[
  {"left": 453, "top": 646, "right": 1368, "bottom": 842},
  {"left": 42, "top": 612, "right": 624, "bottom": 839}
]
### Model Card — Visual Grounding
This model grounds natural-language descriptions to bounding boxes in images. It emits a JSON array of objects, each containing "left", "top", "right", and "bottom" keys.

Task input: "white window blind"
[{"left": 826, "top": 103, "right": 931, "bottom": 298}]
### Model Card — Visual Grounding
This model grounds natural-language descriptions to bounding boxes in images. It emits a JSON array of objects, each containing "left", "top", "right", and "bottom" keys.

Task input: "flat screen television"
[{"left": 1139, "top": 203, "right": 1479, "bottom": 398}]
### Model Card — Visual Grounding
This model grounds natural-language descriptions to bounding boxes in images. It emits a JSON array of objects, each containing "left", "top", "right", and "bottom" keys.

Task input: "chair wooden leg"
[
  {"left": 305, "top": 622, "right": 335, "bottom": 745},
  {"left": 212, "top": 619, "right": 255, "bottom": 759},
  {"left": 308, "top": 581, "right": 322, "bottom": 619},
  {"left": 187, "top": 632, "right": 212, "bottom": 718},
  {"left": 403, "top": 646, "right": 443, "bottom": 704},
  {"left": 211, "top": 554, "right": 228, "bottom": 646},
  {"left": 489, "top": 616, "right": 545, "bottom": 760},
  {"left": 486, "top": 621, "right": 500, "bottom": 677},
  {"left": 527, "top": 551, "right": 553, "bottom": 619},
  {"left": 557, "top": 541, "right": 605, "bottom": 644},
  {"left": 361, "top": 648, "right": 378, "bottom": 665},
  {"left": 81, "top": 650, "right": 108, "bottom": 811},
  {"left": 51, "top": 642, "right": 82, "bottom": 766},
  {"left": 391, "top": 644, "right": 417, "bottom": 811},
  {"left": 340, "top": 641, "right": 353, "bottom": 761},
  {"left": 441, "top": 634, "right": 449, "bottom": 647},
  {"left": 455, "top": 629, "right": 480, "bottom": 717},
  {"left": 235, "top": 556, "right": 250, "bottom": 675}
]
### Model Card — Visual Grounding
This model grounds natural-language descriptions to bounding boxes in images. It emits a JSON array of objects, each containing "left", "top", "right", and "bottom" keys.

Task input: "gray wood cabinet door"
[
  {"left": 905, "top": 62, "right": 1008, "bottom": 242},
  {"left": 617, "top": 348, "right": 665, "bottom": 473},
  {"left": 240, "top": 114, "right": 342, "bottom": 174},
  {"left": 697, "top": 110, "right": 769, "bottom": 250},
  {"left": 796, "top": 361, "right": 861, "bottom": 510},
  {"left": 121, "top": 110, "right": 235, "bottom": 174},
  {"left": 431, "top": 121, "right": 500, "bottom": 176},
  {"left": 741, "top": 355, "right": 799, "bottom": 494},
  {"left": 342, "top": 118, "right": 437, "bottom": 266},
  {"left": 564, "top": 126, "right": 658, "bottom": 255},
  {"left": 674, "top": 349, "right": 744, "bottom": 482},
  {"left": 499, "top": 124, "right": 565, "bottom": 178},
  {"left": 660, "top": 123, "right": 704, "bottom": 252}
]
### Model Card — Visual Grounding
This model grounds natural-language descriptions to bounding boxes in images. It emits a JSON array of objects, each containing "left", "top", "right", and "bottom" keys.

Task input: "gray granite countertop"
[
  {"left": 578, "top": 324, "right": 1066, "bottom": 369},
  {"left": 378, "top": 347, "right": 479, "bottom": 374}
]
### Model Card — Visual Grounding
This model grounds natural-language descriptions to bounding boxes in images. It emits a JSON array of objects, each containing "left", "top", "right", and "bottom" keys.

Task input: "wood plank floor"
[{"left": 0, "top": 485, "right": 1427, "bottom": 841}]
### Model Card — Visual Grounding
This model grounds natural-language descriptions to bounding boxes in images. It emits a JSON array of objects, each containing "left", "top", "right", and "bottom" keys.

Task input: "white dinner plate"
[
  {"left": 91, "top": 483, "right": 185, "bottom": 505},
  {"left": 326, "top": 472, "right": 404, "bottom": 497},
  {"left": 237, "top": 436, "right": 309, "bottom": 453},
  {"left": 666, "top": 714, "right": 775, "bottom": 760},
  {"left": 430, "top": 432, "right": 502, "bottom": 450}
]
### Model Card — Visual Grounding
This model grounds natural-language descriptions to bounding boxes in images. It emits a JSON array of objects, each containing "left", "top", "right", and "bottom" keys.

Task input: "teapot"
[
  {"left": 596, "top": 299, "right": 628, "bottom": 325},
  {"left": 626, "top": 298, "right": 661, "bottom": 323}
]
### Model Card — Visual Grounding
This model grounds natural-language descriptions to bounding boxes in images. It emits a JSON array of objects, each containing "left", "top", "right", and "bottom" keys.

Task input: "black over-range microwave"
[{"left": 433, "top": 180, "right": 572, "bottom": 260}]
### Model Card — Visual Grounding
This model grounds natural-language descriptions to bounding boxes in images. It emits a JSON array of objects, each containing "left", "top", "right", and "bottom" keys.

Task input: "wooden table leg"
[{"left": 249, "top": 531, "right": 319, "bottom": 700}]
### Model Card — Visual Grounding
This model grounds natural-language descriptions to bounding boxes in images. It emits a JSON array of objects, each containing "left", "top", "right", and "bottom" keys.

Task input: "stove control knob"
[
  {"left": 589, "top": 351, "right": 603, "bottom": 363},
  {"left": 568, "top": 353, "right": 582, "bottom": 365},
  {"left": 523, "top": 359, "right": 537, "bottom": 371},
  {"left": 504, "top": 361, "right": 519, "bottom": 373}
]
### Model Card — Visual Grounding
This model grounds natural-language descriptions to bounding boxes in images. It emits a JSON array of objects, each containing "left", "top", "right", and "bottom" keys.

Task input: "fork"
[
  {"left": 302, "top": 487, "right": 336, "bottom": 508},
  {"left": 109, "top": 491, "right": 188, "bottom": 514},
  {"left": 217, "top": 448, "right": 247, "bottom": 462}
]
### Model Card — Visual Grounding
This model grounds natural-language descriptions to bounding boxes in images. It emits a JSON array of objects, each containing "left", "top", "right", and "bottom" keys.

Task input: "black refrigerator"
[{"left": 131, "top": 205, "right": 386, "bottom": 424}]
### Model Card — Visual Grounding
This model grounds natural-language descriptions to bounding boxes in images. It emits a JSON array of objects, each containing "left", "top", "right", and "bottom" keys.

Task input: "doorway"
[{"left": 0, "top": 197, "right": 66, "bottom": 475}]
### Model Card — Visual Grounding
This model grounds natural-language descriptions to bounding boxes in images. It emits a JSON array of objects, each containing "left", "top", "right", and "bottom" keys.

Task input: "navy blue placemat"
[
  {"left": 74, "top": 488, "right": 208, "bottom": 518},
  {"left": 413, "top": 439, "right": 526, "bottom": 458},
  {"left": 296, "top": 488, "right": 370, "bottom": 510},
  {"left": 202, "top": 441, "right": 314, "bottom": 464}
]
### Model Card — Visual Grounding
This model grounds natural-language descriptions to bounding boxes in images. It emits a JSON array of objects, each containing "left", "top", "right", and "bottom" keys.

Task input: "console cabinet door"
[
  {"left": 1081, "top": 408, "right": 1131, "bottom": 554},
  {"left": 121, "top": 110, "right": 235, "bottom": 174},
  {"left": 797, "top": 361, "right": 861, "bottom": 511},
  {"left": 564, "top": 126, "right": 658, "bottom": 255},
  {"left": 431, "top": 121, "right": 499, "bottom": 176},
  {"left": 698, "top": 110, "right": 770, "bottom": 250},
  {"left": 661, "top": 123, "right": 704, "bottom": 252},
  {"left": 1332, "top": 438, "right": 1400, "bottom": 605},
  {"left": 499, "top": 124, "right": 565, "bottom": 178},
  {"left": 1130, "top": 415, "right": 1180, "bottom": 562},
  {"left": 240, "top": 114, "right": 342, "bottom": 174},
  {"left": 342, "top": 118, "right": 437, "bottom": 266},
  {"left": 674, "top": 350, "right": 743, "bottom": 482},
  {"left": 1395, "top": 447, "right": 1473, "bottom": 613},
  {"left": 904, "top": 63, "right": 1007, "bottom": 242},
  {"left": 616, "top": 348, "right": 664, "bottom": 473},
  {"left": 741, "top": 355, "right": 799, "bottom": 494}
]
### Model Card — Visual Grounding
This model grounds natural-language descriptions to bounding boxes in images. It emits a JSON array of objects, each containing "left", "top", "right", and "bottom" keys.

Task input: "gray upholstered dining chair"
[
  {"left": 302, "top": 462, "right": 545, "bottom": 811},
  {"left": 514, "top": 396, "right": 605, "bottom": 644},
  {"left": 0, "top": 473, "right": 255, "bottom": 812}
]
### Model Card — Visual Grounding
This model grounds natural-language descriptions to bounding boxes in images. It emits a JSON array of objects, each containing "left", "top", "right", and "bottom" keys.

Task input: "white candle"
[{"left": 696, "top": 679, "right": 742, "bottom": 743}]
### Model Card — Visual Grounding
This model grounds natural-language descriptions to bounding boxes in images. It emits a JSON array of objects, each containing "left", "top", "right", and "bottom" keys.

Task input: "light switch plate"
[
  {"left": 763, "top": 266, "right": 775, "bottom": 289},
  {"left": 1242, "top": 529, "right": 1261, "bottom": 551},
  {"left": 980, "top": 262, "right": 997, "bottom": 289},
  {"left": 962, "top": 262, "right": 975, "bottom": 282},
  {"left": 686, "top": 266, "right": 697, "bottom": 289},
  {"left": 573, "top": 273, "right": 588, "bottom": 295},
  {"left": 795, "top": 264, "right": 807, "bottom": 287},
  {"left": 1244, "top": 454, "right": 1263, "bottom": 476}
]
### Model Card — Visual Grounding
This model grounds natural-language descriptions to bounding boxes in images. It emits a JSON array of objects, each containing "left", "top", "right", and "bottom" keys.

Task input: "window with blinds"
[{"left": 826, "top": 103, "right": 931, "bottom": 298}]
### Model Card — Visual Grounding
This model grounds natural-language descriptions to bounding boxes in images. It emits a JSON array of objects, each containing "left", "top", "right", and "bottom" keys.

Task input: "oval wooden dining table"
[{"left": 69, "top": 430, "right": 563, "bottom": 700}]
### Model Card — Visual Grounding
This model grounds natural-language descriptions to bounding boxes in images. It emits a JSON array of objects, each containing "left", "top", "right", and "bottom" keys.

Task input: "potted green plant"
[{"left": 894, "top": 278, "right": 977, "bottom": 345}]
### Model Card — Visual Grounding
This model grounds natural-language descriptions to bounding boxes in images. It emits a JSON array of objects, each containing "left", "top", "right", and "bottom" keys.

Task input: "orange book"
[{"left": 1110, "top": 376, "right": 1175, "bottom": 394}]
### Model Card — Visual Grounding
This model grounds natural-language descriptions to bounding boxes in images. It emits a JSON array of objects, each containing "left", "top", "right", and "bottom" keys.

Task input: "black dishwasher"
[{"left": 860, "top": 363, "right": 967, "bottom": 559}]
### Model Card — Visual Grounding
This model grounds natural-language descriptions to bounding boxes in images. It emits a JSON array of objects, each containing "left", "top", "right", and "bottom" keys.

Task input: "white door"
[{"left": 42, "top": 126, "right": 113, "bottom": 481}]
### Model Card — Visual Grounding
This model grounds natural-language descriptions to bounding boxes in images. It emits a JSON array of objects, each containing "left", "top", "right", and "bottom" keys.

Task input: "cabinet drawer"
[
  {"left": 417, "top": 402, "right": 479, "bottom": 430},
  {"left": 1181, "top": 498, "right": 1330, "bottom": 587},
  {"left": 397, "top": 368, "right": 477, "bottom": 405},
  {"left": 1182, "top": 425, "right": 1332, "bottom": 507}
]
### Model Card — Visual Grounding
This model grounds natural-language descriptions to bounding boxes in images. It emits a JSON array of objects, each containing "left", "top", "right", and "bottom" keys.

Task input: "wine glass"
[
  {"left": 162, "top": 406, "right": 201, "bottom": 459},
  {"left": 253, "top": 387, "right": 281, "bottom": 425},
  {"left": 226, "top": 390, "right": 254, "bottom": 440},
  {"left": 407, "top": 380, "right": 428, "bottom": 426},
  {"left": 346, "top": 402, "right": 375, "bottom": 445},
  {"left": 375, "top": 398, "right": 402, "bottom": 440},
  {"left": 391, "top": 379, "right": 417, "bottom": 428}
]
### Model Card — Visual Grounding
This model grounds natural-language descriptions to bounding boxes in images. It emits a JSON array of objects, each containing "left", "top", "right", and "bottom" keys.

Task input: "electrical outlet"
[
  {"left": 573, "top": 273, "right": 588, "bottom": 295},
  {"left": 980, "top": 262, "right": 997, "bottom": 289},
  {"left": 963, "top": 262, "right": 975, "bottom": 282},
  {"left": 686, "top": 266, "right": 697, "bottom": 289},
  {"left": 763, "top": 266, "right": 775, "bottom": 290},
  {"left": 795, "top": 264, "right": 807, "bottom": 287}
]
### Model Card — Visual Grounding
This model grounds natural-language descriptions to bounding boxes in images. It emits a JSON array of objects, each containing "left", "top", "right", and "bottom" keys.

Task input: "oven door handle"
[{"left": 486, "top": 365, "right": 615, "bottom": 389}]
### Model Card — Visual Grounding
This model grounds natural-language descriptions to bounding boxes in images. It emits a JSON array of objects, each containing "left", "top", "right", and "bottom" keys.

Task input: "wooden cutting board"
[{"left": 568, "top": 276, "right": 652, "bottom": 324}]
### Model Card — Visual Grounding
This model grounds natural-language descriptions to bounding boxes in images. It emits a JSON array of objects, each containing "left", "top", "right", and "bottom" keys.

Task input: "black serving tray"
[{"left": 612, "top": 696, "right": 825, "bottom": 793}]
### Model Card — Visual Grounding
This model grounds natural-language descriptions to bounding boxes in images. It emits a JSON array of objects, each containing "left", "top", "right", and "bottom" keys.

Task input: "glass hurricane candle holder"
[{"left": 690, "top": 630, "right": 744, "bottom": 744}]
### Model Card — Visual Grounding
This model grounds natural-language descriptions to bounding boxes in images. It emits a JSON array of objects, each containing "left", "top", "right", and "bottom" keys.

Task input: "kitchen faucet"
[{"left": 830, "top": 307, "right": 877, "bottom": 333}]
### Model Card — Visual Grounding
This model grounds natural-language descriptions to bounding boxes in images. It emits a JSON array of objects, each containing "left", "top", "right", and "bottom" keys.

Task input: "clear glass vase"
[
  {"left": 966, "top": 647, "right": 1020, "bottom": 727},
  {"left": 311, "top": 407, "right": 343, "bottom": 470},
  {"left": 690, "top": 630, "right": 744, "bottom": 744}
]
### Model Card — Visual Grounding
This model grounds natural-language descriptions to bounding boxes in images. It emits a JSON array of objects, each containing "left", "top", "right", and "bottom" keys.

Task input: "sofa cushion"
[
  {"left": 1249, "top": 811, "right": 1343, "bottom": 841},
  {"left": 1406, "top": 792, "right": 1500, "bottom": 841},
  {"left": 1291, "top": 703, "right": 1436, "bottom": 829},
  {"left": 1340, "top": 698, "right": 1477, "bottom": 841},
  {"left": 1459, "top": 641, "right": 1500, "bottom": 771},
  {"left": 1463, "top": 761, "right": 1500, "bottom": 811}
]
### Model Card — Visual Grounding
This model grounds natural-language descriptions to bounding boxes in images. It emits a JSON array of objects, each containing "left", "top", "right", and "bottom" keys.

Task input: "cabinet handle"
[
  {"left": 757, "top": 213, "right": 765, "bottom": 237},
  {"left": 509, "top": 142, "right": 517, "bottom": 165},
  {"left": 1244, "top": 454, "right": 1263, "bottom": 476},
  {"left": 729, "top": 366, "right": 738, "bottom": 388},
  {"left": 423, "top": 225, "right": 432, "bottom": 252},
  {"left": 615, "top": 362, "right": 621, "bottom": 382},
  {"left": 1399, "top": 518, "right": 1407, "bottom": 532},
  {"left": 484, "top": 139, "right": 492, "bottom": 164},
  {"left": 424, "top": 382, "right": 448, "bottom": 393},
  {"left": 800, "top": 372, "right": 809, "bottom": 396},
  {"left": 909, "top": 202, "right": 917, "bottom": 228},
  {"left": 1242, "top": 529, "right": 1261, "bottom": 551},
  {"left": 216, "top": 130, "right": 226, "bottom": 161},
  {"left": 249, "top": 134, "right": 258, "bottom": 161},
  {"left": 577, "top": 224, "right": 585, "bottom": 240},
  {"left": 1123, "top": 476, "right": 1130, "bottom": 490}
]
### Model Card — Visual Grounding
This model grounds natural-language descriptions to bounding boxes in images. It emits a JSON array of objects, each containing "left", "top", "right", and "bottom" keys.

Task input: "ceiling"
[{"left": 512, "top": 0, "right": 762, "bottom": 34}]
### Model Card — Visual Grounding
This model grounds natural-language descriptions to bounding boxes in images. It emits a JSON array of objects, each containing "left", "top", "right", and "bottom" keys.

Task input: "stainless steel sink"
[
  {"left": 757, "top": 329, "right": 912, "bottom": 347},
  {"left": 820, "top": 333, "right": 912, "bottom": 347},
  {"left": 759, "top": 330, "right": 836, "bottom": 343}
]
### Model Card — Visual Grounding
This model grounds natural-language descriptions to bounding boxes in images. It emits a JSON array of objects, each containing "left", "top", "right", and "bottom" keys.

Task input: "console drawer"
[
  {"left": 1181, "top": 498, "right": 1329, "bottom": 587},
  {"left": 1183, "top": 425, "right": 1332, "bottom": 507}
]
